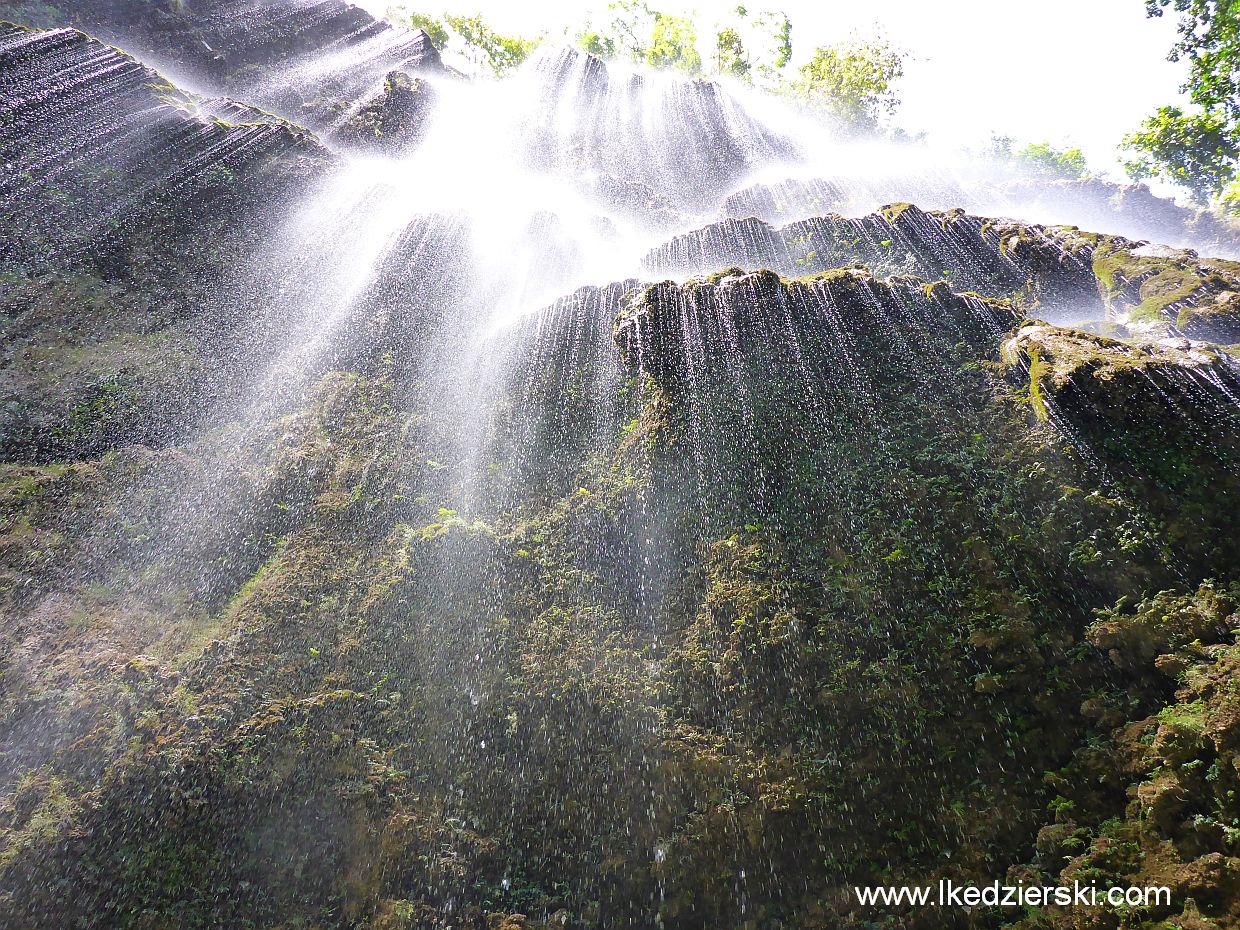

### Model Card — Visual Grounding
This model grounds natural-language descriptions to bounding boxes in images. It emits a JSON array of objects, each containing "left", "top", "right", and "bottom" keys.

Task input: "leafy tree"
[
  {"left": 791, "top": 40, "right": 905, "bottom": 133},
  {"left": 1016, "top": 141, "right": 1090, "bottom": 180},
  {"left": 573, "top": 2, "right": 789, "bottom": 81},
  {"left": 646, "top": 13, "right": 702, "bottom": 74},
  {"left": 590, "top": 0, "right": 657, "bottom": 62},
  {"left": 385, "top": 8, "right": 540, "bottom": 76},
  {"left": 987, "top": 134, "right": 1016, "bottom": 160},
  {"left": 1123, "top": 0, "right": 1240, "bottom": 206},
  {"left": 1124, "top": 106, "right": 1239, "bottom": 203},
  {"left": 388, "top": 8, "right": 449, "bottom": 50},
  {"left": 1148, "top": 0, "right": 1240, "bottom": 115},
  {"left": 987, "top": 136, "right": 1091, "bottom": 180},
  {"left": 576, "top": 29, "right": 618, "bottom": 60},
  {"left": 1222, "top": 179, "right": 1240, "bottom": 212},
  {"left": 443, "top": 14, "right": 541, "bottom": 77},
  {"left": 716, "top": 7, "right": 791, "bottom": 82},
  {"left": 715, "top": 26, "right": 750, "bottom": 78},
  {"left": 751, "top": 9, "right": 793, "bottom": 74}
]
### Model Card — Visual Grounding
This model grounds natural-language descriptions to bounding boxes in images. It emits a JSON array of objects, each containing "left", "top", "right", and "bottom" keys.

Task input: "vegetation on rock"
[{"left": 1, "top": 4, "right": 1240, "bottom": 930}]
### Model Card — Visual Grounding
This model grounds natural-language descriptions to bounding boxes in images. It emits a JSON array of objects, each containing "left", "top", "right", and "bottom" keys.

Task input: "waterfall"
[{"left": 3, "top": 8, "right": 1240, "bottom": 930}]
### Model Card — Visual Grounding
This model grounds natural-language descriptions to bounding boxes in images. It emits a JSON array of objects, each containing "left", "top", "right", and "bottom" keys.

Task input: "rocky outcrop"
[
  {"left": 1007, "top": 581, "right": 1240, "bottom": 930},
  {"left": 1000, "top": 176, "right": 1240, "bottom": 257},
  {"left": 1091, "top": 239, "right": 1240, "bottom": 342},
  {"left": 1003, "top": 323, "right": 1240, "bottom": 574},
  {"left": 0, "top": 25, "right": 334, "bottom": 461},
  {"left": 646, "top": 205, "right": 1240, "bottom": 339},
  {"left": 721, "top": 175, "right": 850, "bottom": 225},
  {"left": 0, "top": 0, "right": 447, "bottom": 134},
  {"left": 642, "top": 204, "right": 1098, "bottom": 308},
  {"left": 615, "top": 266, "right": 1015, "bottom": 391},
  {"left": 329, "top": 70, "right": 435, "bottom": 155},
  {"left": 0, "top": 24, "right": 329, "bottom": 267},
  {"left": 5, "top": 10, "right": 1240, "bottom": 930},
  {"left": 527, "top": 47, "right": 797, "bottom": 212},
  {"left": 4, "top": 241, "right": 1240, "bottom": 927},
  {"left": 720, "top": 173, "right": 1240, "bottom": 260}
]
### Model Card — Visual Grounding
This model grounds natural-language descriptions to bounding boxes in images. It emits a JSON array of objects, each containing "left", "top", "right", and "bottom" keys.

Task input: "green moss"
[
  {"left": 0, "top": 772, "right": 76, "bottom": 869},
  {"left": 1088, "top": 239, "right": 1240, "bottom": 333},
  {"left": 1091, "top": 248, "right": 1122, "bottom": 305},
  {"left": 880, "top": 201, "right": 914, "bottom": 223},
  {"left": 1131, "top": 266, "right": 1203, "bottom": 322},
  {"left": 1157, "top": 698, "right": 1207, "bottom": 737},
  {"left": 7, "top": 153, "right": 1240, "bottom": 927},
  {"left": 222, "top": 538, "right": 289, "bottom": 618},
  {"left": 1026, "top": 347, "right": 1050, "bottom": 421},
  {"left": 1004, "top": 323, "right": 1222, "bottom": 388}
]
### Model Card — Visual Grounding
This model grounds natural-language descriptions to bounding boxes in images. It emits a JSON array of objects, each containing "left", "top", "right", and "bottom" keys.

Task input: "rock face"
[
  {"left": 525, "top": 47, "right": 797, "bottom": 212},
  {"left": 614, "top": 266, "right": 1015, "bottom": 389},
  {"left": 1003, "top": 323, "right": 1240, "bottom": 573},
  {"left": 3, "top": 11, "right": 1240, "bottom": 930},
  {"left": 642, "top": 205, "right": 1099, "bottom": 303},
  {"left": 5, "top": 0, "right": 445, "bottom": 87},
  {"left": 1000, "top": 176, "right": 1240, "bottom": 256},
  {"left": 0, "top": 24, "right": 332, "bottom": 461},
  {"left": 1090, "top": 239, "right": 1240, "bottom": 342},
  {"left": 329, "top": 69, "right": 435, "bottom": 154},
  {"left": 0, "top": 0, "right": 446, "bottom": 132},
  {"left": 642, "top": 203, "right": 1240, "bottom": 339},
  {"left": 721, "top": 174, "right": 1240, "bottom": 258},
  {"left": 0, "top": 24, "right": 328, "bottom": 263}
]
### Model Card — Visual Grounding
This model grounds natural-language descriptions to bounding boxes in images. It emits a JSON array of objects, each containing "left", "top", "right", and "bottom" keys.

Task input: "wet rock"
[
  {"left": 0, "top": 24, "right": 330, "bottom": 269},
  {"left": 1092, "top": 239, "right": 1240, "bottom": 341},
  {"left": 6, "top": 0, "right": 448, "bottom": 131},
  {"left": 720, "top": 173, "right": 1240, "bottom": 259},
  {"left": 720, "top": 176, "right": 850, "bottom": 224},
  {"left": 642, "top": 205, "right": 1101, "bottom": 310},
  {"left": 1003, "top": 326, "right": 1240, "bottom": 573},
  {"left": 1087, "top": 582, "right": 1237, "bottom": 672},
  {"left": 1001, "top": 176, "right": 1240, "bottom": 257},
  {"left": 525, "top": 47, "right": 796, "bottom": 212},
  {"left": 616, "top": 266, "right": 1015, "bottom": 391},
  {"left": 330, "top": 70, "right": 436, "bottom": 155}
]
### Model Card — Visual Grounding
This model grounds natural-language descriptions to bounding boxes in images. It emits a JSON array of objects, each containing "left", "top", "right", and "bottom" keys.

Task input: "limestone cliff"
[{"left": 2, "top": 15, "right": 1240, "bottom": 930}]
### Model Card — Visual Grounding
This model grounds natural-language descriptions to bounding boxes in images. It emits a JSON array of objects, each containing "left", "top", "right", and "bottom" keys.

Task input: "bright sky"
[{"left": 356, "top": 0, "right": 1188, "bottom": 177}]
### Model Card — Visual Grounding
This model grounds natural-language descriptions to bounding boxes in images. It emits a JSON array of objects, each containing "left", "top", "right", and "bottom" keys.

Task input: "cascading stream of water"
[{"left": 7, "top": 13, "right": 1240, "bottom": 928}]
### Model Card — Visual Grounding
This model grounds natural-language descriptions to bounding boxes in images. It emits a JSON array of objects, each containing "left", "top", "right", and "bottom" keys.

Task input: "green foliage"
[
  {"left": 1222, "top": 177, "right": 1240, "bottom": 212},
  {"left": 573, "top": 2, "right": 791, "bottom": 82},
  {"left": 987, "top": 135, "right": 1091, "bottom": 180},
  {"left": 1147, "top": 0, "right": 1240, "bottom": 116},
  {"left": 585, "top": 0, "right": 657, "bottom": 62},
  {"left": 789, "top": 39, "right": 906, "bottom": 133},
  {"left": 715, "top": 26, "right": 749, "bottom": 78},
  {"left": 1124, "top": 105, "right": 1240, "bottom": 205},
  {"left": 761, "top": 10, "right": 793, "bottom": 69},
  {"left": 444, "top": 14, "right": 541, "bottom": 76},
  {"left": 386, "top": 8, "right": 450, "bottom": 50},
  {"left": 385, "top": 8, "right": 540, "bottom": 76},
  {"left": 1124, "top": 0, "right": 1240, "bottom": 206},
  {"left": 645, "top": 12, "right": 701, "bottom": 74},
  {"left": 575, "top": 29, "right": 618, "bottom": 60},
  {"left": 1019, "top": 141, "right": 1088, "bottom": 179},
  {"left": 1017, "top": 140, "right": 1090, "bottom": 180},
  {"left": 717, "top": 6, "right": 792, "bottom": 82}
]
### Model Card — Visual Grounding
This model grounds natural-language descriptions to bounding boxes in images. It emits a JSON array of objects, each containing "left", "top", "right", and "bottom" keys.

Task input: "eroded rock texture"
[
  {"left": 0, "top": 0, "right": 447, "bottom": 132},
  {"left": 1, "top": 10, "right": 1240, "bottom": 930}
]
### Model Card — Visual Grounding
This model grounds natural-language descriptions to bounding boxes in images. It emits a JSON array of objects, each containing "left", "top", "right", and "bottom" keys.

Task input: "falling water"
[{"left": 4, "top": 8, "right": 1240, "bottom": 929}]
